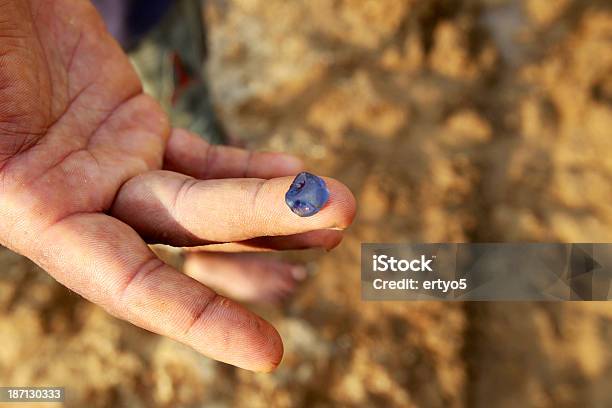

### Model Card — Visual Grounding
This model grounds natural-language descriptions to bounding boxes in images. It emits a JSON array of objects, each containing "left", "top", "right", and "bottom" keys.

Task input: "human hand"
[{"left": 0, "top": 0, "right": 355, "bottom": 371}]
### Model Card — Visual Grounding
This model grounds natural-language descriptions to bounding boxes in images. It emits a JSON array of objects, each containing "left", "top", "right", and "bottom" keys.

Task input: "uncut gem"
[{"left": 285, "top": 172, "right": 330, "bottom": 217}]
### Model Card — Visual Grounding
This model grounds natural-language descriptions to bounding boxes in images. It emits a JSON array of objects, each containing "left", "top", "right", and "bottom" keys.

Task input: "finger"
[
  {"left": 36, "top": 213, "right": 283, "bottom": 372},
  {"left": 184, "top": 252, "right": 307, "bottom": 303},
  {"left": 164, "top": 128, "right": 304, "bottom": 179},
  {"left": 185, "top": 229, "right": 344, "bottom": 252},
  {"left": 112, "top": 170, "right": 356, "bottom": 246}
]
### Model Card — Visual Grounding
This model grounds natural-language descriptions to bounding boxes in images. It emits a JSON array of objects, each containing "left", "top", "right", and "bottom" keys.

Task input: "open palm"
[{"left": 0, "top": 0, "right": 355, "bottom": 371}]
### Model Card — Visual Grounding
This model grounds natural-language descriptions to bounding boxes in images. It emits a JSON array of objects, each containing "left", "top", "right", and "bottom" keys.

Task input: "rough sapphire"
[{"left": 285, "top": 172, "right": 330, "bottom": 217}]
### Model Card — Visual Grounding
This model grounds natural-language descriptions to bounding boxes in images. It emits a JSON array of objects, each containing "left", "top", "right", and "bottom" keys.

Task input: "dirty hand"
[{"left": 0, "top": 0, "right": 355, "bottom": 371}]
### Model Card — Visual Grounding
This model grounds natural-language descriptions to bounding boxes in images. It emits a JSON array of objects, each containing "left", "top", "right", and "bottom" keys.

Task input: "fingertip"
[
  {"left": 276, "top": 154, "right": 305, "bottom": 174},
  {"left": 322, "top": 229, "right": 344, "bottom": 250},
  {"left": 255, "top": 325, "right": 284, "bottom": 372},
  {"left": 250, "top": 175, "right": 356, "bottom": 238},
  {"left": 320, "top": 177, "right": 357, "bottom": 230},
  {"left": 255, "top": 152, "right": 305, "bottom": 178},
  {"left": 186, "top": 294, "right": 284, "bottom": 372},
  {"left": 283, "top": 228, "right": 343, "bottom": 250},
  {"left": 239, "top": 315, "right": 284, "bottom": 372}
]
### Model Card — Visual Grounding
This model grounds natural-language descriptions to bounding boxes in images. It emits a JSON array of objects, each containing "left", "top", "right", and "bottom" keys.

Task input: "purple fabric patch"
[{"left": 91, "top": 0, "right": 173, "bottom": 48}]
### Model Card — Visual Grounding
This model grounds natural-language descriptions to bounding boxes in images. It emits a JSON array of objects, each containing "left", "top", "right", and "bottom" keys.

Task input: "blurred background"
[{"left": 1, "top": 0, "right": 612, "bottom": 406}]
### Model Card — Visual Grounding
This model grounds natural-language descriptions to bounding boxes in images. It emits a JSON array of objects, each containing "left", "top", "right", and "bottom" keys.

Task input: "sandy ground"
[{"left": 1, "top": 0, "right": 612, "bottom": 407}]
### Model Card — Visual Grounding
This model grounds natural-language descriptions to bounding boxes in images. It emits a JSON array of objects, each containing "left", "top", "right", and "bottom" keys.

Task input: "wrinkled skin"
[{"left": 0, "top": 0, "right": 355, "bottom": 371}]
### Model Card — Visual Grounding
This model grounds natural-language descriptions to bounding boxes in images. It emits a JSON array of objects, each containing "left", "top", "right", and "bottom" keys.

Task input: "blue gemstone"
[{"left": 285, "top": 172, "right": 330, "bottom": 217}]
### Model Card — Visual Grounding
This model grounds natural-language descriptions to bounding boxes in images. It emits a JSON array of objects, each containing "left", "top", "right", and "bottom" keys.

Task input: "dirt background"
[{"left": 1, "top": 0, "right": 612, "bottom": 407}]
